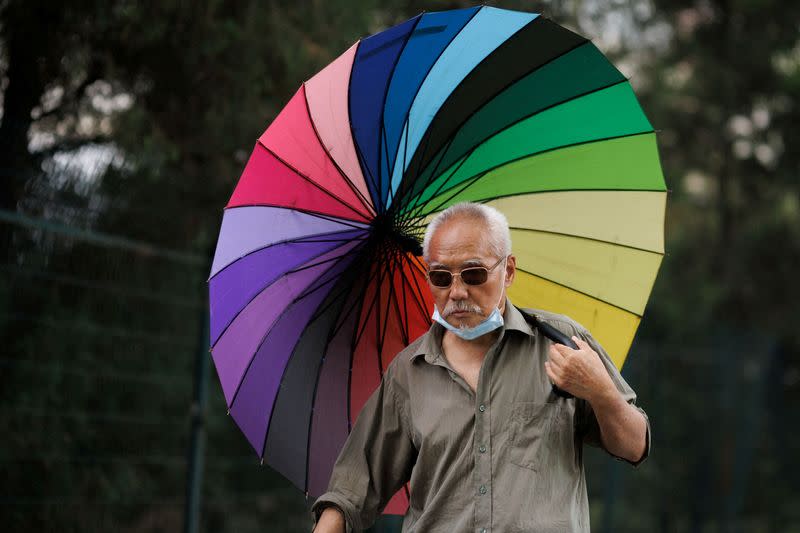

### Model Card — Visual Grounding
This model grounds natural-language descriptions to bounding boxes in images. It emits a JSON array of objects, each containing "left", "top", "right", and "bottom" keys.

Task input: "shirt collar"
[{"left": 410, "top": 298, "right": 536, "bottom": 364}]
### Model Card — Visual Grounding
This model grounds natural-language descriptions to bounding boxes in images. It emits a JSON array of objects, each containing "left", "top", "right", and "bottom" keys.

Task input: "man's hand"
[
  {"left": 313, "top": 506, "right": 346, "bottom": 533},
  {"left": 544, "top": 336, "right": 616, "bottom": 403},
  {"left": 545, "top": 335, "right": 648, "bottom": 464}
]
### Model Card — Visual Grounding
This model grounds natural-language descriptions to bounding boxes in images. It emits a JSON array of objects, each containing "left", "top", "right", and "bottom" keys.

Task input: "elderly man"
[{"left": 312, "top": 202, "right": 650, "bottom": 532}]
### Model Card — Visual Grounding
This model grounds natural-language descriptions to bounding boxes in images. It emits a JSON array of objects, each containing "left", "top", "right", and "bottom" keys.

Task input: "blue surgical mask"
[
  {"left": 432, "top": 305, "right": 504, "bottom": 340},
  {"left": 432, "top": 285, "right": 506, "bottom": 341}
]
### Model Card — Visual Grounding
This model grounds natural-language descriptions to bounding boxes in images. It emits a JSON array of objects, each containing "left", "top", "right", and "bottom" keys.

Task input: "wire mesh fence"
[{"left": 0, "top": 209, "right": 313, "bottom": 532}]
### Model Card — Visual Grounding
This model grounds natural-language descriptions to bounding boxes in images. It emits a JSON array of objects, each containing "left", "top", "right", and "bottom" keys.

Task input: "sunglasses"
[{"left": 426, "top": 256, "right": 506, "bottom": 288}]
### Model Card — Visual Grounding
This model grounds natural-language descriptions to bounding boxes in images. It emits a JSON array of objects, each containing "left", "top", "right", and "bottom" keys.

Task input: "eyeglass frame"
[{"left": 426, "top": 255, "right": 508, "bottom": 288}]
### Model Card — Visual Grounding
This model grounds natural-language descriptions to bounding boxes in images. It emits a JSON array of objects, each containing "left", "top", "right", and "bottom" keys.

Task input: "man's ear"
[{"left": 505, "top": 254, "right": 516, "bottom": 287}]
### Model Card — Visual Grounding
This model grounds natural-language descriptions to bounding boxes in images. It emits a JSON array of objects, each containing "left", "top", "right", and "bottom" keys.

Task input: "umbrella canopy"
[{"left": 208, "top": 5, "right": 666, "bottom": 514}]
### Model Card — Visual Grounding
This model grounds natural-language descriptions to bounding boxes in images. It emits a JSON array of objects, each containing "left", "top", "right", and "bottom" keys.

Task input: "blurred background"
[{"left": 2, "top": 0, "right": 799, "bottom": 531}]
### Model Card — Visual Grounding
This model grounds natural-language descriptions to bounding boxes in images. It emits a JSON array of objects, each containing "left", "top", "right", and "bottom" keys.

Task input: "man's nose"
[{"left": 448, "top": 275, "right": 469, "bottom": 299}]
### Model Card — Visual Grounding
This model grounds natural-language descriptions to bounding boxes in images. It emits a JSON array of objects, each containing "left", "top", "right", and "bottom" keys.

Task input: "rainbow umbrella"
[{"left": 208, "top": 5, "right": 666, "bottom": 515}]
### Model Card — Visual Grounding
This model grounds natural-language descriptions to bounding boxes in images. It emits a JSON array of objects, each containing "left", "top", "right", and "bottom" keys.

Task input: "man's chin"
[{"left": 446, "top": 315, "right": 480, "bottom": 330}]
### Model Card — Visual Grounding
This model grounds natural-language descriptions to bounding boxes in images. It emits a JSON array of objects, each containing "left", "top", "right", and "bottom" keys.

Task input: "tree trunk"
[{"left": 0, "top": 3, "right": 54, "bottom": 261}]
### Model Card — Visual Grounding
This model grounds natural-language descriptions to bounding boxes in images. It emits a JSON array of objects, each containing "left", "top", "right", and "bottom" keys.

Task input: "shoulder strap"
[
  {"left": 514, "top": 306, "right": 575, "bottom": 399},
  {"left": 514, "top": 306, "right": 578, "bottom": 350}
]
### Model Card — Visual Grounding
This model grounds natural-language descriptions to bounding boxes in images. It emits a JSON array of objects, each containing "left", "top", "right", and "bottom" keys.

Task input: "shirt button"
[
  {"left": 479, "top": 445, "right": 486, "bottom": 453},
  {"left": 478, "top": 404, "right": 486, "bottom": 412},
  {"left": 479, "top": 485, "right": 487, "bottom": 495}
]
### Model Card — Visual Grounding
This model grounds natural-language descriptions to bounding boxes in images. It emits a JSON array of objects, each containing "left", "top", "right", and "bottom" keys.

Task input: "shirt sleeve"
[
  {"left": 311, "top": 369, "right": 417, "bottom": 531},
  {"left": 574, "top": 327, "right": 651, "bottom": 468}
]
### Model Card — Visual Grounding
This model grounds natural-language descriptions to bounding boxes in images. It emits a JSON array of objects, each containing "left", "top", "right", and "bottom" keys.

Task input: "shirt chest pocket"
[{"left": 508, "top": 401, "right": 570, "bottom": 471}]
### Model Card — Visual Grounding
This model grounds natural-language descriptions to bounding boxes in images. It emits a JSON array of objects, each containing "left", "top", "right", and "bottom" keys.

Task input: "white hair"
[{"left": 422, "top": 202, "right": 511, "bottom": 262}]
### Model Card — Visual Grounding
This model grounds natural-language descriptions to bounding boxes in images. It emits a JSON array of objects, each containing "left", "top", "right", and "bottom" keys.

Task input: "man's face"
[{"left": 426, "top": 216, "right": 516, "bottom": 330}]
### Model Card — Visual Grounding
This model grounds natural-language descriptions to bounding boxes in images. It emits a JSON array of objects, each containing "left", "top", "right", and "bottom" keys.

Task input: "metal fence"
[{"left": 0, "top": 208, "right": 312, "bottom": 532}]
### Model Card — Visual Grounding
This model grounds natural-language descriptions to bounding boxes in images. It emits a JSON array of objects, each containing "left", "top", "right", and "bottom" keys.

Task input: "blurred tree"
[{"left": 617, "top": 0, "right": 800, "bottom": 531}]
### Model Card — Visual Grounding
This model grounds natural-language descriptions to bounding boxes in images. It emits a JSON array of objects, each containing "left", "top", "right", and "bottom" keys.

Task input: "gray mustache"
[{"left": 443, "top": 301, "right": 484, "bottom": 317}]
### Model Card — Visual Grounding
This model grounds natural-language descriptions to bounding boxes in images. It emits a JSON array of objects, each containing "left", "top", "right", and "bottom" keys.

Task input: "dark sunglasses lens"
[
  {"left": 428, "top": 271, "right": 452, "bottom": 287},
  {"left": 461, "top": 268, "right": 489, "bottom": 285}
]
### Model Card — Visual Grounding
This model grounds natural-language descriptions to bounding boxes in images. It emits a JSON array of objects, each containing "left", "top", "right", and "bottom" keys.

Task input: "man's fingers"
[
  {"left": 573, "top": 336, "right": 590, "bottom": 350},
  {"left": 545, "top": 361, "right": 568, "bottom": 390},
  {"left": 572, "top": 336, "right": 602, "bottom": 363},
  {"left": 548, "top": 344, "right": 567, "bottom": 367},
  {"left": 551, "top": 341, "right": 575, "bottom": 358},
  {"left": 544, "top": 361, "right": 560, "bottom": 384}
]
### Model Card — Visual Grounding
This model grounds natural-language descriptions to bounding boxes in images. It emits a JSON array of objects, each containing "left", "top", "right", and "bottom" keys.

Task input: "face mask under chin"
[{"left": 432, "top": 282, "right": 506, "bottom": 341}]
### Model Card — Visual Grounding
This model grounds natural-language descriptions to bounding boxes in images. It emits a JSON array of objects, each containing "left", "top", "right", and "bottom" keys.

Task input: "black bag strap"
[{"left": 514, "top": 306, "right": 575, "bottom": 399}]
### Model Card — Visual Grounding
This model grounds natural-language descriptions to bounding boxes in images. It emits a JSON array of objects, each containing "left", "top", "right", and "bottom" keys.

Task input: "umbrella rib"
[
  {"left": 345, "top": 39, "right": 384, "bottom": 213},
  {"left": 305, "top": 262, "right": 373, "bottom": 326},
  {"left": 508, "top": 226, "right": 666, "bottom": 256},
  {"left": 389, "top": 248, "right": 422, "bottom": 333},
  {"left": 226, "top": 251, "right": 358, "bottom": 410},
  {"left": 260, "top": 278, "right": 352, "bottom": 464},
  {"left": 396, "top": 114, "right": 453, "bottom": 220},
  {"left": 403, "top": 138, "right": 481, "bottom": 220},
  {"left": 302, "top": 267, "right": 374, "bottom": 493},
  {"left": 222, "top": 203, "right": 372, "bottom": 231},
  {"left": 221, "top": 204, "right": 370, "bottom": 232},
  {"left": 400, "top": 43, "right": 608, "bottom": 208},
  {"left": 391, "top": 190, "right": 427, "bottom": 245},
  {"left": 376, "top": 246, "right": 407, "bottom": 372},
  {"left": 515, "top": 266, "right": 647, "bottom": 316},
  {"left": 374, "top": 14, "right": 424, "bottom": 212},
  {"left": 346, "top": 258, "right": 391, "bottom": 433},
  {"left": 209, "top": 235, "right": 368, "bottom": 350},
  {"left": 393, "top": 11, "right": 538, "bottom": 208},
  {"left": 350, "top": 121, "right": 383, "bottom": 214},
  {"left": 375, "top": 248, "right": 385, "bottom": 376},
  {"left": 388, "top": 248, "right": 415, "bottom": 345},
  {"left": 403, "top": 253, "right": 435, "bottom": 320},
  {"left": 329, "top": 260, "right": 382, "bottom": 337},
  {"left": 308, "top": 265, "right": 375, "bottom": 334},
  {"left": 294, "top": 209, "right": 372, "bottom": 231},
  {"left": 410, "top": 130, "right": 657, "bottom": 217},
  {"left": 350, "top": 289, "right": 380, "bottom": 353},
  {"left": 373, "top": 240, "right": 402, "bottom": 375},
  {"left": 208, "top": 226, "right": 368, "bottom": 284},
  {"left": 291, "top": 252, "right": 367, "bottom": 305},
  {"left": 290, "top": 236, "right": 369, "bottom": 244},
  {"left": 351, "top": 256, "right": 389, "bottom": 352},
  {"left": 385, "top": 6, "right": 482, "bottom": 204},
  {"left": 398, "top": 120, "right": 410, "bottom": 205},
  {"left": 288, "top": 246, "right": 365, "bottom": 278},
  {"left": 342, "top": 264, "right": 381, "bottom": 435},
  {"left": 467, "top": 187, "right": 668, "bottom": 202},
  {"left": 302, "top": 82, "right": 377, "bottom": 218},
  {"left": 347, "top": 44, "right": 384, "bottom": 213},
  {"left": 395, "top": 250, "right": 412, "bottom": 345},
  {"left": 306, "top": 257, "right": 381, "bottom": 482},
  {"left": 393, "top": 18, "right": 591, "bottom": 210},
  {"left": 399, "top": 76, "right": 634, "bottom": 214},
  {"left": 258, "top": 142, "right": 372, "bottom": 222},
  {"left": 382, "top": 123, "right": 394, "bottom": 208}
]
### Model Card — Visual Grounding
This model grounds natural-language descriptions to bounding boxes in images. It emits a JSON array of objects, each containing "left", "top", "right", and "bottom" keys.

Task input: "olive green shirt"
[{"left": 312, "top": 302, "right": 651, "bottom": 532}]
